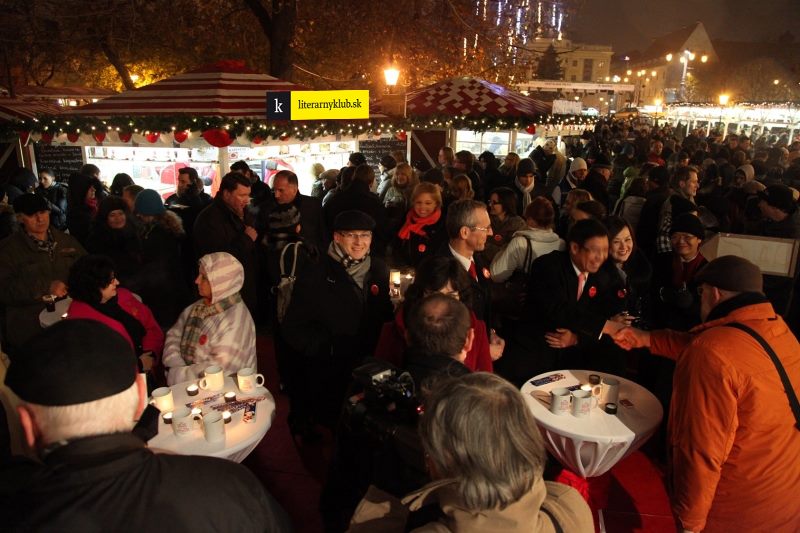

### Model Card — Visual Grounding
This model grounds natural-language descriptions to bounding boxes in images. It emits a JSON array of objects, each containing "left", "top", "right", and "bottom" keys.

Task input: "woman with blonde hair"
[{"left": 394, "top": 182, "right": 447, "bottom": 267}]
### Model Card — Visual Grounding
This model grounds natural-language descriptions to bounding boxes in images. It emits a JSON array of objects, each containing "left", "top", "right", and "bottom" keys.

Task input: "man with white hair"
[
  {"left": 163, "top": 252, "right": 256, "bottom": 385},
  {"left": 0, "top": 320, "right": 289, "bottom": 531}
]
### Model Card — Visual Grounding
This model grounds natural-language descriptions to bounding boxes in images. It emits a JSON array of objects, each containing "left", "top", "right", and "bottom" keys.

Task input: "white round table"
[
  {"left": 39, "top": 297, "right": 72, "bottom": 328},
  {"left": 147, "top": 376, "right": 276, "bottom": 463},
  {"left": 521, "top": 369, "right": 662, "bottom": 478}
]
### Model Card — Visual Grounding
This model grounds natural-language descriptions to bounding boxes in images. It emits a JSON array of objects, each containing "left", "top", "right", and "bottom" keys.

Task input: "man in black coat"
[
  {"left": 34, "top": 168, "right": 68, "bottom": 230},
  {"left": 322, "top": 164, "right": 389, "bottom": 257},
  {"left": 581, "top": 154, "right": 612, "bottom": 210},
  {"left": 280, "top": 210, "right": 393, "bottom": 431},
  {"left": 1, "top": 320, "right": 290, "bottom": 533},
  {"left": 437, "top": 199, "right": 493, "bottom": 325},
  {"left": 496, "top": 219, "right": 622, "bottom": 386},
  {"left": 193, "top": 172, "right": 259, "bottom": 315}
]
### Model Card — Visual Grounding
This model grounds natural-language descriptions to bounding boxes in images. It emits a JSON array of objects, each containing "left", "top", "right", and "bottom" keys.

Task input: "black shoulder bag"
[{"left": 727, "top": 322, "right": 800, "bottom": 431}]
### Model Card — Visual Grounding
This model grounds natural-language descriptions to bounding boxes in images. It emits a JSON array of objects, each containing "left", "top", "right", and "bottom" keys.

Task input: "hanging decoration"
[
  {"left": 395, "top": 130, "right": 407, "bottom": 141},
  {"left": 18, "top": 130, "right": 30, "bottom": 146},
  {"left": 67, "top": 132, "right": 80, "bottom": 143},
  {"left": 526, "top": 124, "right": 536, "bottom": 134},
  {"left": 40, "top": 132, "right": 53, "bottom": 144},
  {"left": 173, "top": 130, "right": 189, "bottom": 143},
  {"left": 202, "top": 128, "right": 233, "bottom": 147},
  {"left": 92, "top": 131, "right": 106, "bottom": 143},
  {"left": 145, "top": 132, "right": 160, "bottom": 143},
  {"left": 118, "top": 131, "right": 132, "bottom": 143}
]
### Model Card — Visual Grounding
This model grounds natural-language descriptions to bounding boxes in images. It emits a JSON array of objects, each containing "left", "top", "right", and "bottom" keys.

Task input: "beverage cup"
[
  {"left": 149, "top": 387, "right": 174, "bottom": 412},
  {"left": 198, "top": 365, "right": 225, "bottom": 391},
  {"left": 571, "top": 389, "right": 598, "bottom": 417},
  {"left": 171, "top": 407, "right": 194, "bottom": 438},
  {"left": 44, "top": 295, "right": 56, "bottom": 312},
  {"left": 237, "top": 367, "right": 265, "bottom": 393},
  {"left": 203, "top": 411, "right": 226, "bottom": 443},
  {"left": 549, "top": 387, "right": 572, "bottom": 415},
  {"left": 601, "top": 377, "right": 620, "bottom": 406}
]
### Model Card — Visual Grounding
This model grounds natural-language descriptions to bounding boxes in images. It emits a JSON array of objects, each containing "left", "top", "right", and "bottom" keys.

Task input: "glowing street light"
[
  {"left": 383, "top": 67, "right": 400, "bottom": 93},
  {"left": 719, "top": 94, "right": 730, "bottom": 106},
  {"left": 700, "top": 55, "right": 708, "bottom": 63},
  {"left": 666, "top": 53, "right": 673, "bottom": 62},
  {"left": 773, "top": 79, "right": 780, "bottom": 85}
]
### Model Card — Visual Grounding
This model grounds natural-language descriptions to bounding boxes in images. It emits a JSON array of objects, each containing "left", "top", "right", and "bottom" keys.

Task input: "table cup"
[
  {"left": 199, "top": 365, "right": 225, "bottom": 391},
  {"left": 149, "top": 387, "right": 174, "bottom": 412},
  {"left": 549, "top": 387, "right": 572, "bottom": 415},
  {"left": 171, "top": 406, "right": 194, "bottom": 438},
  {"left": 237, "top": 367, "right": 265, "bottom": 393},
  {"left": 601, "top": 377, "right": 620, "bottom": 406},
  {"left": 203, "top": 411, "right": 226, "bottom": 443},
  {"left": 43, "top": 294, "right": 56, "bottom": 312},
  {"left": 571, "top": 389, "right": 598, "bottom": 417}
]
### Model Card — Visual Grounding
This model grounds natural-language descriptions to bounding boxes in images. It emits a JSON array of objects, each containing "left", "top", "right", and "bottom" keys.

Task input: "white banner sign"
[{"left": 552, "top": 99, "right": 583, "bottom": 115}]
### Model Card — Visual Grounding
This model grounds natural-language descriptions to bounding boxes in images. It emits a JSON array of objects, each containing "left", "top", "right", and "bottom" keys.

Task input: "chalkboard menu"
[
  {"left": 358, "top": 138, "right": 407, "bottom": 174},
  {"left": 33, "top": 144, "right": 84, "bottom": 182}
]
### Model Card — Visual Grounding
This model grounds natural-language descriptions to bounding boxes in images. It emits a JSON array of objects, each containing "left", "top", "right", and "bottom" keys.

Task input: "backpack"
[{"left": 274, "top": 242, "right": 303, "bottom": 324}]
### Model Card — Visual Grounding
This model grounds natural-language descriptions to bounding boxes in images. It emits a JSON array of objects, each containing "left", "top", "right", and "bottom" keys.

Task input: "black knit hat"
[
  {"left": 516, "top": 158, "right": 536, "bottom": 177},
  {"left": 333, "top": 210, "right": 376, "bottom": 232},
  {"left": 759, "top": 184, "right": 796, "bottom": 213},
  {"left": 5, "top": 320, "right": 138, "bottom": 406},
  {"left": 12, "top": 193, "right": 49, "bottom": 215},
  {"left": 695, "top": 255, "right": 763, "bottom": 294},
  {"left": 592, "top": 153, "right": 613, "bottom": 170},
  {"left": 349, "top": 152, "right": 367, "bottom": 166},
  {"left": 669, "top": 213, "right": 705, "bottom": 240}
]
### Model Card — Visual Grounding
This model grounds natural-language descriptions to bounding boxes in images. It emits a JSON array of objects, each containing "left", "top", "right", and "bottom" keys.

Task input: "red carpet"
[{"left": 246, "top": 334, "right": 676, "bottom": 532}]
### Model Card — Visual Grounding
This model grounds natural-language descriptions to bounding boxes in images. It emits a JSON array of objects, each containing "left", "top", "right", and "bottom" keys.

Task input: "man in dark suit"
[
  {"left": 496, "top": 218, "right": 624, "bottom": 386},
  {"left": 438, "top": 199, "right": 493, "bottom": 325}
]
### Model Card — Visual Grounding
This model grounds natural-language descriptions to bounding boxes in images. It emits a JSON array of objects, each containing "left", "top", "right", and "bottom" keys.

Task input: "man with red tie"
[
  {"left": 438, "top": 199, "right": 494, "bottom": 324},
  {"left": 496, "top": 218, "right": 626, "bottom": 386}
]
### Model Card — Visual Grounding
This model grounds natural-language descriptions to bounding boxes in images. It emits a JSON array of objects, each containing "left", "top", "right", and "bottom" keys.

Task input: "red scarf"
[{"left": 398, "top": 208, "right": 441, "bottom": 240}]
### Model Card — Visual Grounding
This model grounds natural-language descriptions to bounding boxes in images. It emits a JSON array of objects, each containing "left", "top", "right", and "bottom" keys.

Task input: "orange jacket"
[{"left": 651, "top": 301, "right": 800, "bottom": 532}]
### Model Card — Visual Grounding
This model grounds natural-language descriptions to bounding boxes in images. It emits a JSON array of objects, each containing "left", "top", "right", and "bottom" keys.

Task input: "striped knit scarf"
[{"left": 179, "top": 293, "right": 242, "bottom": 365}]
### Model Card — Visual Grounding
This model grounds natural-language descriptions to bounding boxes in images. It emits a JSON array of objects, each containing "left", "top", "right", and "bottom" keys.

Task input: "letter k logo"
[{"left": 266, "top": 91, "right": 291, "bottom": 120}]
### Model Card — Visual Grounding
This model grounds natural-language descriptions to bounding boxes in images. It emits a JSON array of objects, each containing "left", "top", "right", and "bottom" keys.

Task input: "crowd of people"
[{"left": 1, "top": 117, "right": 799, "bottom": 532}]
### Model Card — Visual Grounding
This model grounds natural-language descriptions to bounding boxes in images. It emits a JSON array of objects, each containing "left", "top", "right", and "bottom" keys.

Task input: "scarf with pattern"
[
  {"left": 179, "top": 292, "right": 242, "bottom": 364},
  {"left": 27, "top": 229, "right": 57, "bottom": 260},
  {"left": 328, "top": 241, "right": 371, "bottom": 289}
]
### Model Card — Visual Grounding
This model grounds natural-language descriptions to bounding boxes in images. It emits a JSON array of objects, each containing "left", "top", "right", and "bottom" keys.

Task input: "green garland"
[{"left": 0, "top": 113, "right": 596, "bottom": 142}]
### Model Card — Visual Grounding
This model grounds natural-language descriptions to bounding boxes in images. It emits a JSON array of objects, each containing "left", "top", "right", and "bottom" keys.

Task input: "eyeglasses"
[
  {"left": 470, "top": 226, "right": 492, "bottom": 233},
  {"left": 487, "top": 200, "right": 500, "bottom": 205},
  {"left": 338, "top": 231, "right": 372, "bottom": 240},
  {"left": 671, "top": 233, "right": 699, "bottom": 243}
]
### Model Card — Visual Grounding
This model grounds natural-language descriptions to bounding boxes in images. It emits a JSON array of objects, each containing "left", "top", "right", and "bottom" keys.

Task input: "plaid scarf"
[
  {"left": 328, "top": 242, "right": 371, "bottom": 290},
  {"left": 26, "top": 229, "right": 57, "bottom": 260},
  {"left": 178, "top": 292, "right": 242, "bottom": 365}
]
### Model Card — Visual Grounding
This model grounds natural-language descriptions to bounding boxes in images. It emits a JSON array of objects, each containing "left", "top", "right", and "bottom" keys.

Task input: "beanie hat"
[
  {"left": 648, "top": 166, "right": 669, "bottom": 187},
  {"left": 333, "top": 210, "right": 376, "bottom": 232},
  {"left": 669, "top": 213, "right": 705, "bottom": 240},
  {"left": 5, "top": 320, "right": 138, "bottom": 406},
  {"left": 134, "top": 189, "right": 166, "bottom": 215},
  {"left": 695, "top": 255, "right": 763, "bottom": 294},
  {"left": 569, "top": 157, "right": 588, "bottom": 173},
  {"left": 13, "top": 193, "right": 50, "bottom": 215},
  {"left": 759, "top": 184, "right": 796, "bottom": 213},
  {"left": 516, "top": 158, "right": 537, "bottom": 177},
  {"left": 349, "top": 152, "right": 367, "bottom": 166},
  {"left": 592, "top": 153, "right": 612, "bottom": 170}
]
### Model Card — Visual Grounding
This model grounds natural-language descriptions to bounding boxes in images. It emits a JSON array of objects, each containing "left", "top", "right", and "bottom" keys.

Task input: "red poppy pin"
[
  {"left": 418, "top": 244, "right": 426, "bottom": 253},
  {"left": 199, "top": 334, "right": 208, "bottom": 346},
  {"left": 482, "top": 267, "right": 491, "bottom": 279},
  {"left": 370, "top": 284, "right": 379, "bottom": 296},
  {"left": 617, "top": 288, "right": 627, "bottom": 299},
  {"left": 494, "top": 234, "right": 503, "bottom": 242},
  {"left": 588, "top": 286, "right": 597, "bottom": 298}
]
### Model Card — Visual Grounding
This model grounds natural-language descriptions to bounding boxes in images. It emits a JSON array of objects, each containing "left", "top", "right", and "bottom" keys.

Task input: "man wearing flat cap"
[
  {"left": 0, "top": 320, "right": 290, "bottom": 532},
  {"left": 280, "top": 209, "right": 393, "bottom": 432},
  {"left": 613, "top": 256, "right": 800, "bottom": 533},
  {"left": 0, "top": 193, "right": 85, "bottom": 353}
]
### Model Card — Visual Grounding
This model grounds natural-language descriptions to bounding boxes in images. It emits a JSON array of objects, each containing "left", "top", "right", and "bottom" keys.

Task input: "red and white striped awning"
[
  {"left": 405, "top": 77, "right": 551, "bottom": 118},
  {"left": 63, "top": 60, "right": 308, "bottom": 118},
  {"left": 0, "top": 98, "right": 62, "bottom": 121}
]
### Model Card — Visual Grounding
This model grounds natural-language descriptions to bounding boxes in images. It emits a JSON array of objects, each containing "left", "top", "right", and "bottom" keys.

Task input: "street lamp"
[
  {"left": 383, "top": 66, "right": 400, "bottom": 94},
  {"left": 667, "top": 50, "right": 699, "bottom": 101},
  {"left": 718, "top": 94, "right": 730, "bottom": 131}
]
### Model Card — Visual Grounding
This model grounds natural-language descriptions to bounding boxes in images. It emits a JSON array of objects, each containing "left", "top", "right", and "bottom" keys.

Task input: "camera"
[{"left": 349, "top": 359, "right": 420, "bottom": 425}]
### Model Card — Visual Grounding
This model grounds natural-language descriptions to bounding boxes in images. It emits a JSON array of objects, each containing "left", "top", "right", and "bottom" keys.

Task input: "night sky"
[{"left": 571, "top": 0, "right": 800, "bottom": 54}]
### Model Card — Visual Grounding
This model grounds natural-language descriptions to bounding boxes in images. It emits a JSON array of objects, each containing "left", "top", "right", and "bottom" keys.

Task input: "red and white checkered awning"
[
  {"left": 406, "top": 77, "right": 551, "bottom": 118},
  {"left": 62, "top": 60, "right": 307, "bottom": 118}
]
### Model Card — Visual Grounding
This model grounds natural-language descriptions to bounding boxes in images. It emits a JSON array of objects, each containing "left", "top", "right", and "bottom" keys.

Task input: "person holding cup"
[{"left": 163, "top": 252, "right": 256, "bottom": 385}]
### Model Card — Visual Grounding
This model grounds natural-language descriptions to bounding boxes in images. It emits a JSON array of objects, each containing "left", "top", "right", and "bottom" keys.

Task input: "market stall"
[{"left": 665, "top": 102, "right": 800, "bottom": 142}]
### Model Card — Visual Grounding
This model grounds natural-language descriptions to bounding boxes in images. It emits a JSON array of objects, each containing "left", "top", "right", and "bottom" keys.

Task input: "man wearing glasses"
[
  {"left": 440, "top": 199, "right": 494, "bottom": 324},
  {"left": 280, "top": 210, "right": 393, "bottom": 434}
]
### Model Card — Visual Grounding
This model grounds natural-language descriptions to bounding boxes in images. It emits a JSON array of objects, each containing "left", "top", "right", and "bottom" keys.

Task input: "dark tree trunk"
[{"left": 243, "top": 0, "right": 296, "bottom": 80}]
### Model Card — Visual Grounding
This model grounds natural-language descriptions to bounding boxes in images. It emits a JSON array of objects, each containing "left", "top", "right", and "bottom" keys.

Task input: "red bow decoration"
[{"left": 173, "top": 130, "right": 189, "bottom": 143}]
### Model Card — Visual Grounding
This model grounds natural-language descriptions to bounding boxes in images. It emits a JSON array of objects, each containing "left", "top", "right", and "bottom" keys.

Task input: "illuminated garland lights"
[
  {"left": 666, "top": 101, "right": 800, "bottom": 109},
  {"left": 0, "top": 113, "right": 597, "bottom": 143}
]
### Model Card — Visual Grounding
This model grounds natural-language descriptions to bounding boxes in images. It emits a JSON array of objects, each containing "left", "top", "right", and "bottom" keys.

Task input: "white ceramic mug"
[
  {"left": 237, "top": 367, "right": 265, "bottom": 393},
  {"left": 601, "top": 377, "right": 620, "bottom": 406},
  {"left": 571, "top": 389, "right": 598, "bottom": 417},
  {"left": 171, "top": 407, "right": 194, "bottom": 438},
  {"left": 549, "top": 387, "right": 572, "bottom": 415},
  {"left": 149, "top": 387, "right": 174, "bottom": 412},
  {"left": 199, "top": 365, "right": 225, "bottom": 391},
  {"left": 203, "top": 411, "right": 226, "bottom": 443}
]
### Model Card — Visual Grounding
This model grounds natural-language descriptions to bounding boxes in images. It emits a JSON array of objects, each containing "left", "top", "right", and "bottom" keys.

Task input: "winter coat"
[
  {"left": 617, "top": 195, "right": 646, "bottom": 230},
  {"left": 35, "top": 182, "right": 68, "bottom": 230},
  {"left": 323, "top": 181, "right": 389, "bottom": 256},
  {"left": 348, "top": 476, "right": 593, "bottom": 533},
  {"left": 0, "top": 229, "right": 85, "bottom": 351},
  {"left": 163, "top": 252, "right": 256, "bottom": 385},
  {"left": 484, "top": 214, "right": 527, "bottom": 263},
  {"left": 394, "top": 213, "right": 448, "bottom": 269},
  {"left": 85, "top": 223, "right": 141, "bottom": 287},
  {"left": 649, "top": 296, "right": 800, "bottom": 533},
  {"left": 489, "top": 227, "right": 564, "bottom": 283},
  {"left": 67, "top": 287, "right": 164, "bottom": 357}
]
